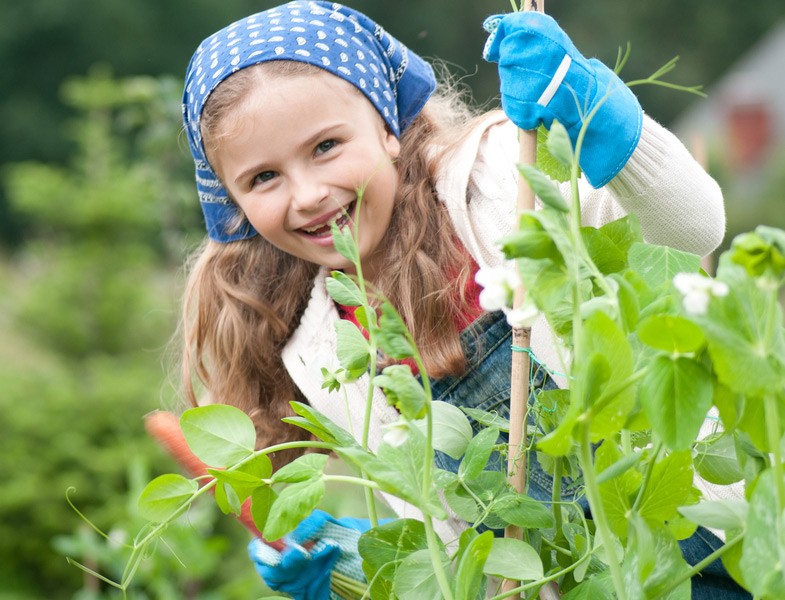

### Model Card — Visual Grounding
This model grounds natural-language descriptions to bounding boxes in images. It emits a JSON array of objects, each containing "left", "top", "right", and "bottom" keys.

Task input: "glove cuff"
[{"left": 575, "top": 60, "right": 643, "bottom": 188}]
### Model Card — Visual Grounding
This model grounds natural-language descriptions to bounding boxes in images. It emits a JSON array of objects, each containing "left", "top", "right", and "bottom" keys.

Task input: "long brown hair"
[{"left": 182, "top": 62, "right": 480, "bottom": 464}]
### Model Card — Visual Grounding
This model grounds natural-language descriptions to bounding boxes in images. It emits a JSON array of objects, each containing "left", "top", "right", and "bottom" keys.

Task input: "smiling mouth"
[{"left": 299, "top": 200, "right": 356, "bottom": 238}]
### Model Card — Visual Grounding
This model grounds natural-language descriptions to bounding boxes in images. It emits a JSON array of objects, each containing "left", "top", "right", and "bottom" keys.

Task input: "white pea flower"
[
  {"left": 673, "top": 272, "right": 727, "bottom": 315},
  {"left": 711, "top": 280, "right": 729, "bottom": 297},
  {"left": 506, "top": 296, "right": 540, "bottom": 329},
  {"left": 682, "top": 290, "right": 711, "bottom": 315},
  {"left": 382, "top": 419, "right": 410, "bottom": 447},
  {"left": 475, "top": 264, "right": 520, "bottom": 312},
  {"left": 478, "top": 286, "right": 510, "bottom": 312}
]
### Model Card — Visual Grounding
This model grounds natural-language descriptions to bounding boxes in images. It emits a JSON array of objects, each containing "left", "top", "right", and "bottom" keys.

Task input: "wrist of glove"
[
  {"left": 483, "top": 11, "right": 643, "bottom": 188},
  {"left": 248, "top": 510, "right": 373, "bottom": 600}
]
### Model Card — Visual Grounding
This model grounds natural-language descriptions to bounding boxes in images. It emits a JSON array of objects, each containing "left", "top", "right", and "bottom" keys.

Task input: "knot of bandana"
[{"left": 183, "top": 0, "right": 436, "bottom": 243}]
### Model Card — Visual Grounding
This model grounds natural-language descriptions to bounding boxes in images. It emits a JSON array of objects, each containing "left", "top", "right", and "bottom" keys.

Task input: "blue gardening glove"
[
  {"left": 483, "top": 12, "right": 643, "bottom": 187},
  {"left": 248, "top": 510, "right": 372, "bottom": 600}
]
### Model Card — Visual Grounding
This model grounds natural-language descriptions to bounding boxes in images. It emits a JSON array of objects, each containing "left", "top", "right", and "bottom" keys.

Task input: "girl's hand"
[
  {"left": 483, "top": 11, "right": 643, "bottom": 187},
  {"left": 248, "top": 510, "right": 371, "bottom": 600}
]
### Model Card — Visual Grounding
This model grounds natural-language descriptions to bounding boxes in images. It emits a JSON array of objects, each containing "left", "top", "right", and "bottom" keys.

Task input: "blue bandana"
[{"left": 183, "top": 0, "right": 437, "bottom": 242}]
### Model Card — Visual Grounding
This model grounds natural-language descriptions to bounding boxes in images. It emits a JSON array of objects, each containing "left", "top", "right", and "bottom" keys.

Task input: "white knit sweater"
[{"left": 281, "top": 112, "right": 727, "bottom": 542}]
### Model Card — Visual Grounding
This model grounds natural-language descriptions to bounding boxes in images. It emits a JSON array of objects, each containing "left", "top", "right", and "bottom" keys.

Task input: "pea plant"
[{"left": 68, "top": 68, "right": 785, "bottom": 600}]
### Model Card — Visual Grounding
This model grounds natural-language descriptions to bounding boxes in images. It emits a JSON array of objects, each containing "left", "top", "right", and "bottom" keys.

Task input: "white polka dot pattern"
[{"left": 182, "top": 0, "right": 436, "bottom": 242}]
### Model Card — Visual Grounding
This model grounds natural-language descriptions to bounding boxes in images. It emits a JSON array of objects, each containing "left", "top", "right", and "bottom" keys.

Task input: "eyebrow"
[{"left": 233, "top": 122, "right": 347, "bottom": 185}]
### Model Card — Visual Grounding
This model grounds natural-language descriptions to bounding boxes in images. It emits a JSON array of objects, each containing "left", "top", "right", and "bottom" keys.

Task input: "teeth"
[{"left": 302, "top": 204, "right": 353, "bottom": 234}]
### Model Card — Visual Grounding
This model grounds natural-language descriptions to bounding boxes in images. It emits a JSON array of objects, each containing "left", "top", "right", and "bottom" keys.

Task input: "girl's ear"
[{"left": 384, "top": 129, "right": 401, "bottom": 159}]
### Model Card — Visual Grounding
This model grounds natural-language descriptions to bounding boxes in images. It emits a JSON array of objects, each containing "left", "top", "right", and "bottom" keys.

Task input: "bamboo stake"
[{"left": 502, "top": 0, "right": 543, "bottom": 597}]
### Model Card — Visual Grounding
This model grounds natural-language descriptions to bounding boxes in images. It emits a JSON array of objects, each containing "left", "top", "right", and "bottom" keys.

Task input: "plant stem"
[
  {"left": 423, "top": 515, "right": 456, "bottom": 600},
  {"left": 630, "top": 441, "right": 662, "bottom": 514},
  {"left": 764, "top": 393, "right": 785, "bottom": 563},
  {"left": 590, "top": 369, "right": 647, "bottom": 416},
  {"left": 621, "top": 429, "right": 632, "bottom": 455},
  {"left": 323, "top": 474, "right": 381, "bottom": 489},
  {"left": 551, "top": 456, "right": 564, "bottom": 534},
  {"left": 350, "top": 195, "right": 381, "bottom": 528},
  {"left": 579, "top": 423, "right": 626, "bottom": 599},
  {"left": 362, "top": 340, "right": 380, "bottom": 527},
  {"left": 650, "top": 533, "right": 744, "bottom": 599}
]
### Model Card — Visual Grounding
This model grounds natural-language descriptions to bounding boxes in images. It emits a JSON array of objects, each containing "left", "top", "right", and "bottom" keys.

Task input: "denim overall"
[{"left": 426, "top": 310, "right": 750, "bottom": 600}]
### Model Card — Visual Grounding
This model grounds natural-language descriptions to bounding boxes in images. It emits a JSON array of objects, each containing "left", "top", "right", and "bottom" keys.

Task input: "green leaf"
[
  {"left": 629, "top": 242, "right": 701, "bottom": 289},
  {"left": 263, "top": 478, "right": 325, "bottom": 541},
  {"left": 596, "top": 441, "right": 640, "bottom": 540},
  {"left": 638, "top": 451, "right": 694, "bottom": 525},
  {"left": 330, "top": 220, "right": 358, "bottom": 263},
  {"left": 694, "top": 433, "right": 744, "bottom": 485},
  {"left": 636, "top": 314, "right": 706, "bottom": 354},
  {"left": 596, "top": 451, "right": 643, "bottom": 485},
  {"left": 536, "top": 124, "right": 573, "bottom": 182},
  {"left": 377, "top": 302, "right": 415, "bottom": 359},
  {"left": 373, "top": 365, "right": 426, "bottom": 420},
  {"left": 484, "top": 537, "right": 544, "bottom": 581},
  {"left": 359, "top": 519, "right": 430, "bottom": 574},
  {"left": 492, "top": 492, "right": 554, "bottom": 529},
  {"left": 545, "top": 120, "right": 574, "bottom": 168},
  {"left": 453, "top": 529, "right": 493, "bottom": 600},
  {"left": 459, "top": 426, "right": 499, "bottom": 481},
  {"left": 498, "top": 216, "right": 559, "bottom": 261},
  {"left": 579, "top": 311, "right": 634, "bottom": 442},
  {"left": 320, "top": 367, "right": 345, "bottom": 392},
  {"left": 250, "top": 484, "right": 276, "bottom": 534},
  {"left": 214, "top": 478, "right": 241, "bottom": 515},
  {"left": 326, "top": 271, "right": 364, "bottom": 306},
  {"left": 581, "top": 227, "right": 626, "bottom": 274},
  {"left": 730, "top": 228, "right": 785, "bottom": 278},
  {"left": 180, "top": 405, "right": 256, "bottom": 468},
  {"left": 271, "top": 453, "right": 328, "bottom": 483},
  {"left": 600, "top": 214, "right": 643, "bottom": 258},
  {"left": 340, "top": 430, "right": 445, "bottom": 518},
  {"left": 623, "top": 519, "right": 692, "bottom": 599},
  {"left": 208, "top": 467, "right": 264, "bottom": 505},
  {"left": 424, "top": 401, "right": 474, "bottom": 460},
  {"left": 461, "top": 407, "right": 511, "bottom": 432},
  {"left": 537, "top": 392, "right": 581, "bottom": 457},
  {"left": 444, "top": 471, "right": 509, "bottom": 525},
  {"left": 610, "top": 273, "right": 641, "bottom": 333},
  {"left": 740, "top": 470, "right": 785, "bottom": 598},
  {"left": 334, "top": 319, "right": 370, "bottom": 375},
  {"left": 288, "top": 401, "right": 357, "bottom": 448},
  {"left": 443, "top": 480, "right": 481, "bottom": 523},
  {"left": 137, "top": 474, "right": 198, "bottom": 523},
  {"left": 697, "top": 260, "right": 785, "bottom": 397},
  {"left": 393, "top": 549, "right": 447, "bottom": 600},
  {"left": 560, "top": 574, "right": 615, "bottom": 600},
  {"left": 639, "top": 356, "right": 713, "bottom": 451},
  {"left": 518, "top": 163, "right": 569, "bottom": 212},
  {"left": 678, "top": 499, "right": 748, "bottom": 532}
]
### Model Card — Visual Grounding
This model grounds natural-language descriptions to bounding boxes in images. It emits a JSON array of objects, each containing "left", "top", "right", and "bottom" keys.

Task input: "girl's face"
[{"left": 212, "top": 70, "right": 401, "bottom": 280}]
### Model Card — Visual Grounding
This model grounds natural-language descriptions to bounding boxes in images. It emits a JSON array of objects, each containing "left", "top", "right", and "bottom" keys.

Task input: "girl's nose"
[{"left": 289, "top": 175, "right": 330, "bottom": 212}]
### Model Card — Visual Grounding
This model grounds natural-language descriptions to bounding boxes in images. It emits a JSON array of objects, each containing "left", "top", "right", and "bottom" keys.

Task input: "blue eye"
[
  {"left": 315, "top": 139, "right": 337, "bottom": 155},
  {"left": 254, "top": 171, "right": 276, "bottom": 185}
]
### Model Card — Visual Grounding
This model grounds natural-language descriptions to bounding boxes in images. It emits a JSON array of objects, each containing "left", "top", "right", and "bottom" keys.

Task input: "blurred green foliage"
[{"left": 0, "top": 70, "right": 260, "bottom": 597}]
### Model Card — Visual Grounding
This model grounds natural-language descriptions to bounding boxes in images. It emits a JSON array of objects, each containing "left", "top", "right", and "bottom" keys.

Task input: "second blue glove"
[
  {"left": 248, "top": 510, "right": 373, "bottom": 600},
  {"left": 483, "top": 11, "right": 643, "bottom": 188}
]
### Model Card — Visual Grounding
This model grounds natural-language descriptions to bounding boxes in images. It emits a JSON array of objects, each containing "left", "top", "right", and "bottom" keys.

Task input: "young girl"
[{"left": 179, "top": 2, "right": 744, "bottom": 598}]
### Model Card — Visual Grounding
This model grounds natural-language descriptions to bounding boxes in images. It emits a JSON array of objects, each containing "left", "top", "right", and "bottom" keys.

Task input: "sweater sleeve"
[
  {"left": 582, "top": 115, "right": 726, "bottom": 257},
  {"left": 457, "top": 113, "right": 726, "bottom": 263}
]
